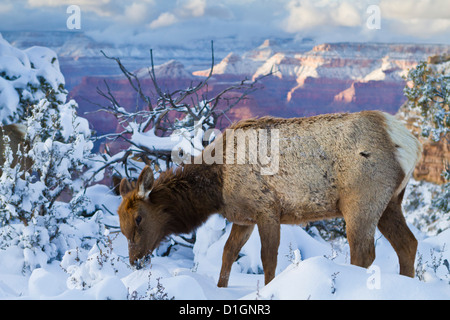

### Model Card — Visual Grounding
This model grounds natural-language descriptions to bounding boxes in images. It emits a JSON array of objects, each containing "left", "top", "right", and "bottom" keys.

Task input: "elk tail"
[{"left": 382, "top": 112, "right": 423, "bottom": 196}]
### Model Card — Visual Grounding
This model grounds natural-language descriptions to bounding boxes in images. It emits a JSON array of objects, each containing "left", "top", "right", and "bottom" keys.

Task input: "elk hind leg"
[
  {"left": 377, "top": 190, "right": 417, "bottom": 277},
  {"left": 257, "top": 222, "right": 280, "bottom": 285},
  {"left": 218, "top": 224, "right": 254, "bottom": 287}
]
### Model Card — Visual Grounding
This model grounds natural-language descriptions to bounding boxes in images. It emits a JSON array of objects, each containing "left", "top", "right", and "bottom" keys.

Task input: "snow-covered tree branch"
[
  {"left": 404, "top": 57, "right": 450, "bottom": 212},
  {"left": 0, "top": 35, "right": 67, "bottom": 124},
  {"left": 0, "top": 98, "right": 102, "bottom": 270},
  {"left": 404, "top": 60, "right": 450, "bottom": 141},
  {"left": 90, "top": 42, "right": 271, "bottom": 184}
]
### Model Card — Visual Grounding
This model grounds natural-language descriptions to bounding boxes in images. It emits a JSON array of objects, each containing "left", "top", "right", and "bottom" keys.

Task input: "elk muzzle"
[{"left": 128, "top": 241, "right": 152, "bottom": 269}]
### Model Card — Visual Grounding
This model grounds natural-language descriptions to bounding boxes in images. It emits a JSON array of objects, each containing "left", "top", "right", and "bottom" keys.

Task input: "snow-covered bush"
[
  {"left": 61, "top": 233, "right": 125, "bottom": 290},
  {"left": 404, "top": 60, "right": 450, "bottom": 140},
  {"left": 0, "top": 98, "right": 104, "bottom": 270},
  {"left": 0, "top": 34, "right": 66, "bottom": 124},
  {"left": 404, "top": 178, "right": 450, "bottom": 235},
  {"left": 404, "top": 58, "right": 450, "bottom": 213}
]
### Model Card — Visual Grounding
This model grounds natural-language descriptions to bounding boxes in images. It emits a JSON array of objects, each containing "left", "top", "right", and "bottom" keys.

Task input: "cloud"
[
  {"left": 27, "top": 0, "right": 119, "bottom": 17},
  {"left": 282, "top": 0, "right": 364, "bottom": 32},
  {"left": 1, "top": 0, "right": 449, "bottom": 45},
  {"left": 175, "top": 0, "right": 206, "bottom": 18},
  {"left": 149, "top": 12, "right": 179, "bottom": 29},
  {"left": 25, "top": 0, "right": 159, "bottom": 25},
  {"left": 280, "top": 0, "right": 450, "bottom": 42},
  {"left": 379, "top": 0, "right": 450, "bottom": 38},
  {"left": 283, "top": 0, "right": 328, "bottom": 31},
  {"left": 385, "top": 18, "right": 450, "bottom": 39},
  {"left": 0, "top": 2, "right": 13, "bottom": 14},
  {"left": 147, "top": 0, "right": 235, "bottom": 30},
  {"left": 380, "top": 0, "right": 450, "bottom": 20},
  {"left": 124, "top": 2, "right": 150, "bottom": 23},
  {"left": 148, "top": 0, "right": 207, "bottom": 29},
  {"left": 331, "top": 1, "right": 362, "bottom": 27}
]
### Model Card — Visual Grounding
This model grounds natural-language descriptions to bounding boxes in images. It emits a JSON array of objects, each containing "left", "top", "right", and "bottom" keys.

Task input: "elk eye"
[{"left": 135, "top": 216, "right": 142, "bottom": 226}]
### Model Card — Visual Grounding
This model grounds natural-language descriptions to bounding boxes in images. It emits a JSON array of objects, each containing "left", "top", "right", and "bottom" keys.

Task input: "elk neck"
[{"left": 151, "top": 163, "right": 224, "bottom": 235}]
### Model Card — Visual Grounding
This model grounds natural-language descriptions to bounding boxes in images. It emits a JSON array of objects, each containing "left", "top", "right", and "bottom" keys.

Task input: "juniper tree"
[
  {"left": 0, "top": 98, "right": 99, "bottom": 269},
  {"left": 404, "top": 58, "right": 450, "bottom": 212}
]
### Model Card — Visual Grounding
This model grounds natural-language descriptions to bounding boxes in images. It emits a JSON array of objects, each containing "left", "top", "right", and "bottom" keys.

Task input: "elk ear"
[
  {"left": 137, "top": 166, "right": 154, "bottom": 199},
  {"left": 119, "top": 178, "right": 133, "bottom": 196}
]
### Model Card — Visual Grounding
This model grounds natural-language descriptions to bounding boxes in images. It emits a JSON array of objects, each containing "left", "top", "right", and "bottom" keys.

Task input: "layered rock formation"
[
  {"left": 415, "top": 138, "right": 449, "bottom": 185},
  {"left": 5, "top": 31, "right": 448, "bottom": 185},
  {"left": 399, "top": 110, "right": 449, "bottom": 185},
  {"left": 67, "top": 40, "right": 450, "bottom": 182}
]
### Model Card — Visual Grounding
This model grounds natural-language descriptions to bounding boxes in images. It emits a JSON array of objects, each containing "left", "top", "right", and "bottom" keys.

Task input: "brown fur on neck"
[{"left": 149, "top": 163, "right": 224, "bottom": 234}]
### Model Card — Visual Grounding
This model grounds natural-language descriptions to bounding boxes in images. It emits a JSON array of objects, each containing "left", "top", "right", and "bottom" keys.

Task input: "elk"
[
  {"left": 0, "top": 124, "right": 28, "bottom": 174},
  {"left": 117, "top": 111, "right": 422, "bottom": 287}
]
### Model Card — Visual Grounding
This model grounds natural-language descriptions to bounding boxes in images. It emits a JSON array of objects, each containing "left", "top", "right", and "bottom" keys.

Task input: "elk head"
[{"left": 117, "top": 166, "right": 170, "bottom": 268}]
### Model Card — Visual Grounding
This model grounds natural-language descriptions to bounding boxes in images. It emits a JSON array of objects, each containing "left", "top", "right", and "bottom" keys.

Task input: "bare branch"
[
  {"left": 100, "top": 50, "right": 153, "bottom": 111},
  {"left": 93, "top": 41, "right": 272, "bottom": 183}
]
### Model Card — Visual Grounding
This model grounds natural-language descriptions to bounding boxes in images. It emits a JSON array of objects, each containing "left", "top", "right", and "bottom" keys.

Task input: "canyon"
[
  {"left": 3, "top": 31, "right": 450, "bottom": 184},
  {"left": 66, "top": 38, "right": 450, "bottom": 135}
]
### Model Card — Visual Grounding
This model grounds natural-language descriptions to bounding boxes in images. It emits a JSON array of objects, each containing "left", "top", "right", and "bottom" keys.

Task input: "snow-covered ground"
[
  {"left": 0, "top": 33, "right": 449, "bottom": 300},
  {"left": 0, "top": 179, "right": 448, "bottom": 300}
]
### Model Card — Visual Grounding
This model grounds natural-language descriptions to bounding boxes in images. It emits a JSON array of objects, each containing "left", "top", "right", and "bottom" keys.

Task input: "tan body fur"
[{"left": 118, "top": 111, "right": 422, "bottom": 287}]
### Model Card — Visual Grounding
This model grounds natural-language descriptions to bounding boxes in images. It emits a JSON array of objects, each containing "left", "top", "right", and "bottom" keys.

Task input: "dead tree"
[{"left": 88, "top": 41, "right": 272, "bottom": 188}]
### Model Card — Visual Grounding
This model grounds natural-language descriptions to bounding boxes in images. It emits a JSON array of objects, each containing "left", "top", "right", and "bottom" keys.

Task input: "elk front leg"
[
  {"left": 257, "top": 222, "right": 280, "bottom": 285},
  {"left": 218, "top": 224, "right": 255, "bottom": 287}
]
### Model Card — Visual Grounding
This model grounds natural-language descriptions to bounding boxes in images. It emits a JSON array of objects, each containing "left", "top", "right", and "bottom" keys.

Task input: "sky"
[{"left": 1, "top": 0, "right": 450, "bottom": 45}]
